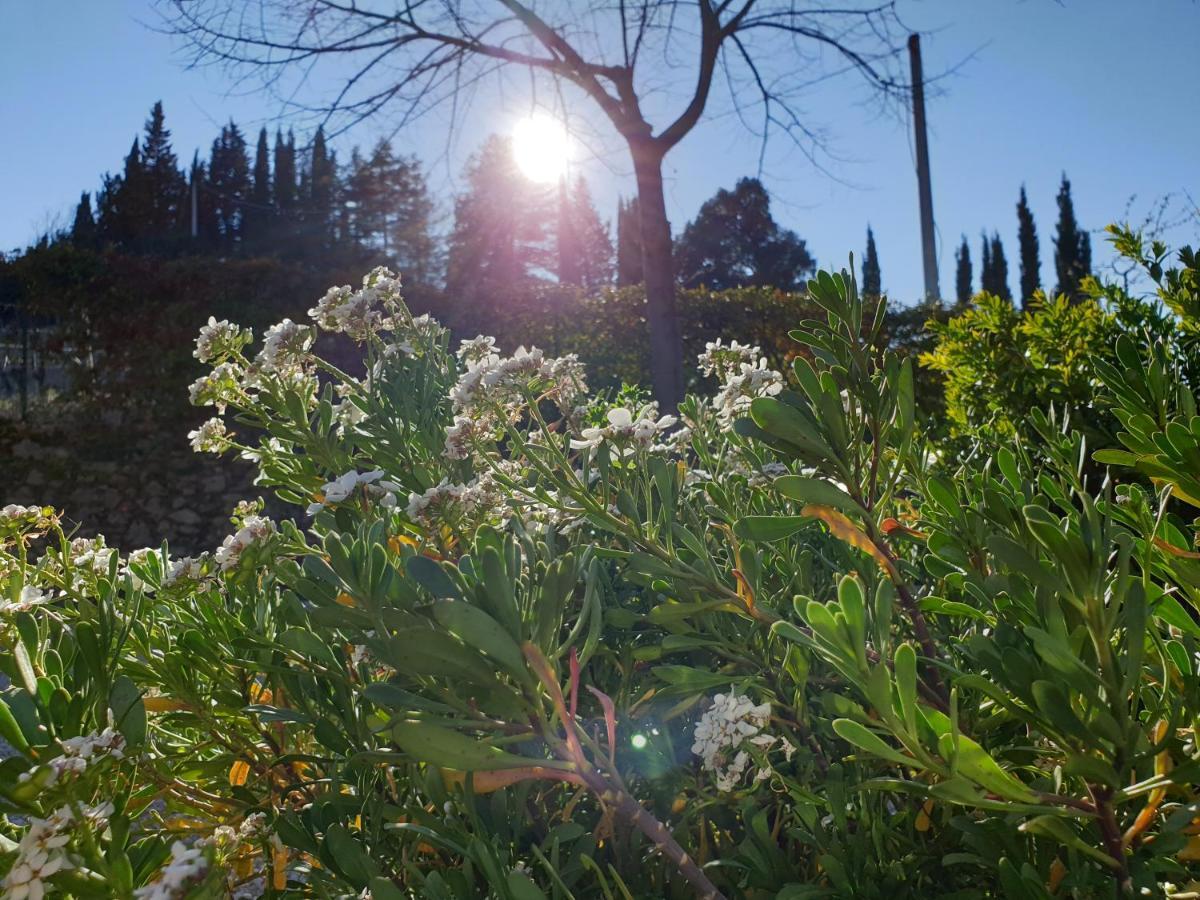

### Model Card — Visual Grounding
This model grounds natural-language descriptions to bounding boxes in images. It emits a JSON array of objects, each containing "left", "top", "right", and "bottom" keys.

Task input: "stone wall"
[{"left": 1, "top": 415, "right": 280, "bottom": 555}]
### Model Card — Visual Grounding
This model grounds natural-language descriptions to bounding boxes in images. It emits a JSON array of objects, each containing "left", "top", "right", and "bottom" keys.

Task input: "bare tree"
[{"left": 160, "top": 0, "right": 913, "bottom": 408}]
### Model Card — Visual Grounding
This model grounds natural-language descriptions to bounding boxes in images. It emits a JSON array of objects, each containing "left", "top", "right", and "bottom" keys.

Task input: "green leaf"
[
  {"left": 893, "top": 643, "right": 918, "bottom": 736},
  {"left": 937, "top": 732, "right": 1037, "bottom": 803},
  {"left": 0, "top": 696, "right": 30, "bottom": 755},
  {"left": 406, "top": 556, "right": 462, "bottom": 599},
  {"left": 832, "top": 718, "right": 914, "bottom": 768},
  {"left": 390, "top": 721, "right": 552, "bottom": 772},
  {"left": 431, "top": 600, "right": 529, "bottom": 682},
  {"left": 109, "top": 676, "right": 147, "bottom": 748},
  {"left": 734, "top": 515, "right": 810, "bottom": 542},
  {"left": 324, "top": 824, "right": 378, "bottom": 888},
  {"left": 774, "top": 476, "right": 861, "bottom": 516},
  {"left": 506, "top": 871, "right": 550, "bottom": 900}
]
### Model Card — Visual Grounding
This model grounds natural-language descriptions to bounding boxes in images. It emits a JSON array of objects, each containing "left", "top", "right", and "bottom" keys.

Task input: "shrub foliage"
[{"left": 2, "top": 232, "right": 1200, "bottom": 899}]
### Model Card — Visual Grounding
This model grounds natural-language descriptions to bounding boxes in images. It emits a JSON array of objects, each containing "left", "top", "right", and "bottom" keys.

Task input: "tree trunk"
[{"left": 629, "top": 138, "right": 683, "bottom": 411}]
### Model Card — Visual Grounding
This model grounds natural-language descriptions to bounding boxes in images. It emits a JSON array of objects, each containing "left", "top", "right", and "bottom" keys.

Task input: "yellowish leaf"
[
  {"left": 228, "top": 760, "right": 251, "bottom": 786},
  {"left": 802, "top": 504, "right": 899, "bottom": 579}
]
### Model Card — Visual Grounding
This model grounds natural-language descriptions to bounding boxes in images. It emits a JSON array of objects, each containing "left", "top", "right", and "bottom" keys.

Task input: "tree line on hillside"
[{"left": 41, "top": 103, "right": 829, "bottom": 305}]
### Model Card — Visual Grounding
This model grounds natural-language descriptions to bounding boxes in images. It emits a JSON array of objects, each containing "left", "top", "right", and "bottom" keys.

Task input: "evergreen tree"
[
  {"left": 1016, "top": 185, "right": 1040, "bottom": 308},
  {"left": 138, "top": 101, "right": 187, "bottom": 245},
  {"left": 70, "top": 193, "right": 97, "bottom": 248},
  {"left": 206, "top": 121, "right": 250, "bottom": 250},
  {"left": 304, "top": 126, "right": 338, "bottom": 254},
  {"left": 862, "top": 226, "right": 881, "bottom": 297},
  {"left": 984, "top": 232, "right": 1011, "bottom": 301},
  {"left": 980, "top": 233, "right": 992, "bottom": 297},
  {"left": 674, "top": 177, "right": 814, "bottom": 291},
  {"left": 446, "top": 135, "right": 554, "bottom": 317},
  {"left": 245, "top": 127, "right": 272, "bottom": 249},
  {"left": 273, "top": 129, "right": 297, "bottom": 212},
  {"left": 556, "top": 176, "right": 613, "bottom": 292},
  {"left": 344, "top": 139, "right": 438, "bottom": 282},
  {"left": 616, "top": 196, "right": 644, "bottom": 287},
  {"left": 1054, "top": 174, "right": 1091, "bottom": 302},
  {"left": 954, "top": 236, "right": 972, "bottom": 305}
]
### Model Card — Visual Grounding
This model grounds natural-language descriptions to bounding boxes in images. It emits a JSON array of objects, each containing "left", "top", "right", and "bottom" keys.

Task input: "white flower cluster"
[
  {"left": 19, "top": 727, "right": 126, "bottom": 787},
  {"left": 0, "top": 503, "right": 54, "bottom": 532},
  {"left": 406, "top": 476, "right": 504, "bottom": 534},
  {"left": 206, "top": 812, "right": 267, "bottom": 850},
  {"left": 194, "top": 317, "right": 251, "bottom": 364},
  {"left": 71, "top": 537, "right": 118, "bottom": 581},
  {"left": 698, "top": 339, "right": 761, "bottom": 380},
  {"left": 188, "top": 361, "right": 244, "bottom": 413},
  {"left": 446, "top": 344, "right": 588, "bottom": 458},
  {"left": 162, "top": 555, "right": 206, "bottom": 588},
  {"left": 3, "top": 801, "right": 112, "bottom": 900},
  {"left": 306, "top": 470, "right": 400, "bottom": 516},
  {"left": 257, "top": 318, "right": 314, "bottom": 374},
  {"left": 692, "top": 690, "right": 794, "bottom": 792},
  {"left": 214, "top": 515, "right": 275, "bottom": 571},
  {"left": 188, "top": 417, "right": 231, "bottom": 454},
  {"left": 308, "top": 267, "right": 401, "bottom": 340},
  {"left": 133, "top": 841, "right": 209, "bottom": 900},
  {"left": 570, "top": 405, "right": 677, "bottom": 455},
  {"left": 711, "top": 357, "right": 784, "bottom": 427}
]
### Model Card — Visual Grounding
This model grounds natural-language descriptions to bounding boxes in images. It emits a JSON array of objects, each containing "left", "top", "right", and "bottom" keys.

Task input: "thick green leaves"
[{"left": 390, "top": 721, "right": 552, "bottom": 772}]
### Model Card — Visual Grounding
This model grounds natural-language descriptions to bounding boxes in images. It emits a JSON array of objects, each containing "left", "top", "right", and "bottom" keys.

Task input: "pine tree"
[
  {"left": 987, "top": 232, "right": 1011, "bottom": 301},
  {"left": 1016, "top": 185, "right": 1040, "bottom": 308},
  {"left": 616, "top": 196, "right": 644, "bottom": 287},
  {"left": 954, "top": 236, "right": 972, "bottom": 305},
  {"left": 862, "top": 226, "right": 881, "bottom": 297},
  {"left": 110, "top": 137, "right": 146, "bottom": 246},
  {"left": 1054, "top": 174, "right": 1091, "bottom": 302},
  {"left": 70, "top": 193, "right": 97, "bottom": 248}
]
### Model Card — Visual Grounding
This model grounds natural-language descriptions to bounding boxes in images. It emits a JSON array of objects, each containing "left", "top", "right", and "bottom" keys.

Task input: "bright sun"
[{"left": 512, "top": 114, "right": 570, "bottom": 183}]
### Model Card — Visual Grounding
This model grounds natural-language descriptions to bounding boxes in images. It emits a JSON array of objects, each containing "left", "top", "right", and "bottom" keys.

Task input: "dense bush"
[
  {"left": 3, "top": 236, "right": 1200, "bottom": 899},
  {"left": 922, "top": 226, "right": 1200, "bottom": 447}
]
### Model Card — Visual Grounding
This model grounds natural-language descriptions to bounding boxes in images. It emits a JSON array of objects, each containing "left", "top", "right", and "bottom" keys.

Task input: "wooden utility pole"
[{"left": 908, "top": 33, "right": 940, "bottom": 303}]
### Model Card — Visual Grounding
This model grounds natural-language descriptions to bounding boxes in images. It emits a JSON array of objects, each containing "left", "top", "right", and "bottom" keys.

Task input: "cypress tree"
[
  {"left": 1016, "top": 185, "right": 1040, "bottom": 308},
  {"left": 1054, "top": 174, "right": 1091, "bottom": 302},
  {"left": 70, "top": 193, "right": 97, "bottom": 248},
  {"left": 987, "top": 232, "right": 1011, "bottom": 301},
  {"left": 616, "top": 196, "right": 644, "bottom": 287},
  {"left": 954, "top": 236, "right": 972, "bottom": 305},
  {"left": 273, "top": 129, "right": 297, "bottom": 212},
  {"left": 245, "top": 127, "right": 272, "bottom": 250},
  {"left": 556, "top": 177, "right": 583, "bottom": 288},
  {"left": 862, "top": 226, "right": 881, "bottom": 297},
  {"left": 556, "top": 176, "right": 613, "bottom": 292},
  {"left": 980, "top": 232, "right": 992, "bottom": 296},
  {"left": 306, "top": 126, "right": 337, "bottom": 253}
]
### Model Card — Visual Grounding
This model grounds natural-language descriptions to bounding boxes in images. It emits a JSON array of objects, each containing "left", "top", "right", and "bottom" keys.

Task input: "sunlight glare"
[{"left": 513, "top": 115, "right": 570, "bottom": 183}]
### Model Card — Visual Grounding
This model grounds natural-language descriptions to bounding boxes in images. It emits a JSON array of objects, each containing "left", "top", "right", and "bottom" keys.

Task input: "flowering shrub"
[{"left": 3, "top": 238, "right": 1200, "bottom": 898}]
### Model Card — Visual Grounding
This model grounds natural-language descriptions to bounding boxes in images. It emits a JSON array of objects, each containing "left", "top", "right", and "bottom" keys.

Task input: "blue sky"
[{"left": 1, "top": 0, "right": 1196, "bottom": 303}]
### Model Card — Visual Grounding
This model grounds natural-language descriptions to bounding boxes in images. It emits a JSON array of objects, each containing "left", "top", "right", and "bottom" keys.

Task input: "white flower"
[
  {"left": 194, "top": 317, "right": 250, "bottom": 363},
  {"left": 188, "top": 361, "right": 244, "bottom": 412},
  {"left": 457, "top": 335, "right": 497, "bottom": 363},
  {"left": 257, "top": 318, "right": 313, "bottom": 373},
  {"left": 570, "top": 405, "right": 677, "bottom": 454},
  {"left": 711, "top": 358, "right": 784, "bottom": 427},
  {"left": 406, "top": 477, "right": 504, "bottom": 534},
  {"left": 306, "top": 470, "right": 398, "bottom": 515},
  {"left": 698, "top": 339, "right": 760, "bottom": 380},
  {"left": 1, "top": 585, "right": 51, "bottom": 616},
  {"left": 692, "top": 690, "right": 791, "bottom": 792},
  {"left": 188, "top": 417, "right": 230, "bottom": 454},
  {"left": 214, "top": 516, "right": 275, "bottom": 571}
]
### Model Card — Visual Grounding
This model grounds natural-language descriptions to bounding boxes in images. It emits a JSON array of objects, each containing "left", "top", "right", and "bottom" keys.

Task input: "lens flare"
[{"left": 512, "top": 114, "right": 570, "bottom": 183}]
